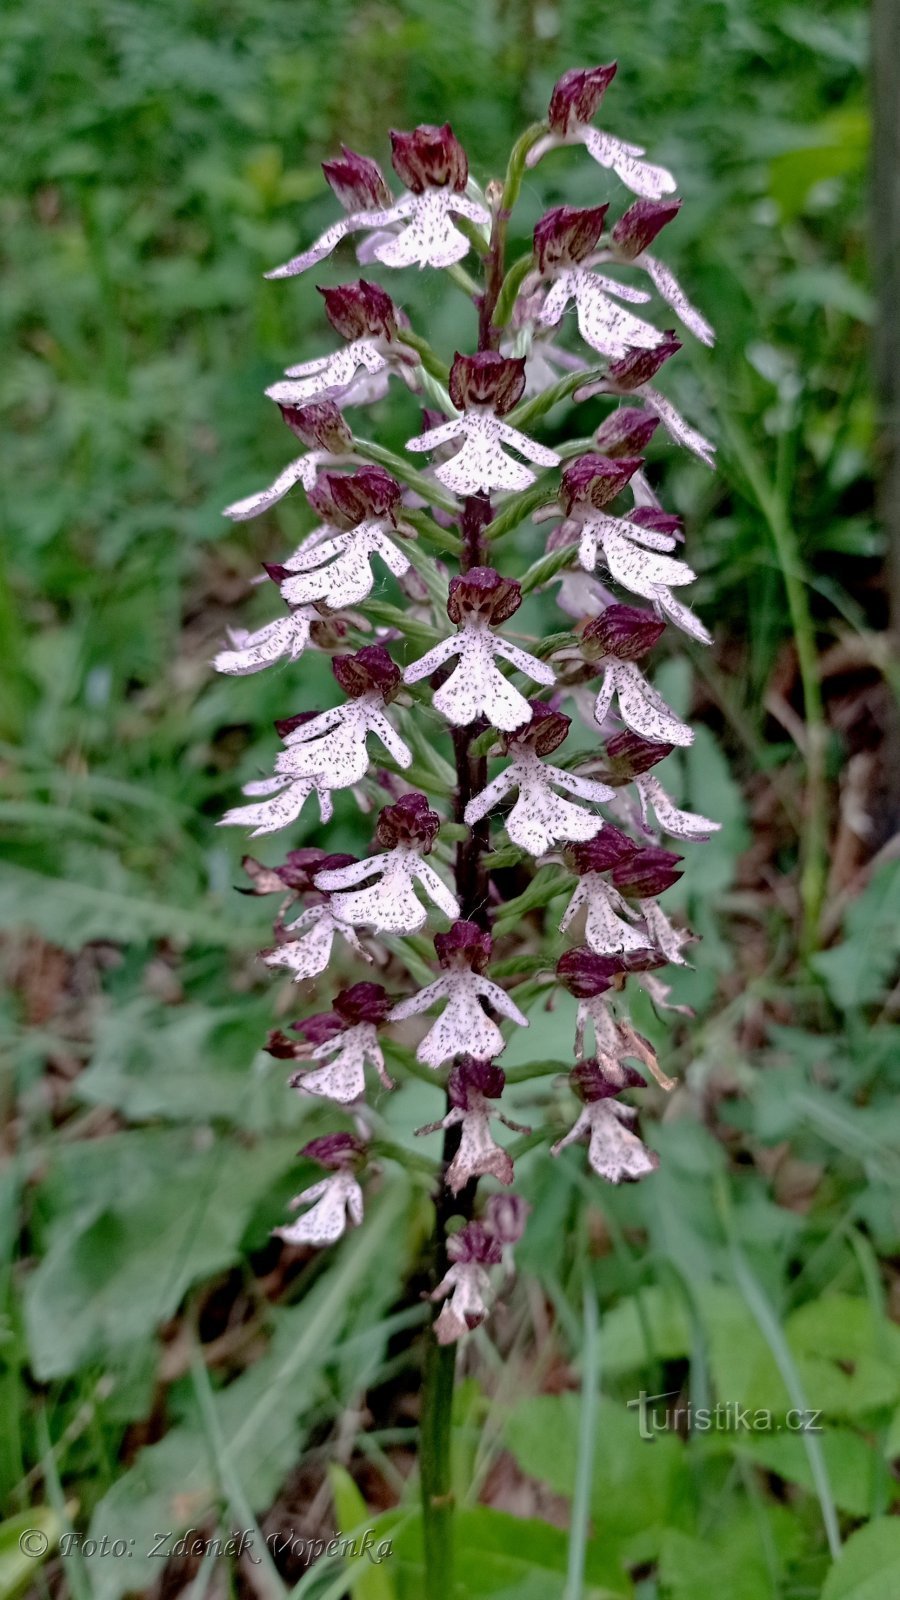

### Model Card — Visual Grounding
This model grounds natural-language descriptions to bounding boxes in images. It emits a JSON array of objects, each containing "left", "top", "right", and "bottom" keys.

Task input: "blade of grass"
[
  {"left": 564, "top": 1282, "right": 600, "bottom": 1600},
  {"left": 715, "top": 1175, "right": 841, "bottom": 1561}
]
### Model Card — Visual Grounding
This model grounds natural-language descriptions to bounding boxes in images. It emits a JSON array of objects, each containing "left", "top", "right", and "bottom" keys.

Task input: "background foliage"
[{"left": 3, "top": 0, "right": 897, "bottom": 1597}]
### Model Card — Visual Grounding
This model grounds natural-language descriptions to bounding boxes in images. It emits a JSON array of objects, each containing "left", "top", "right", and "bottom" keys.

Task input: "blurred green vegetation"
[{"left": 3, "top": 1, "right": 898, "bottom": 1598}]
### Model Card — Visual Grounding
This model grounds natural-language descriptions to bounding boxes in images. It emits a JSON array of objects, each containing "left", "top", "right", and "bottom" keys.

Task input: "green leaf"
[
  {"left": 23, "top": 1132, "right": 304, "bottom": 1377},
  {"left": 327, "top": 1466, "right": 397, "bottom": 1600},
  {"left": 503, "top": 1395, "right": 689, "bottom": 1569},
  {"left": 811, "top": 863, "right": 900, "bottom": 1011},
  {"left": 820, "top": 1518, "right": 900, "bottom": 1600},
  {"left": 0, "top": 861, "right": 266, "bottom": 951},
  {"left": 84, "top": 1185, "right": 410, "bottom": 1600},
  {"left": 389, "top": 1507, "right": 632, "bottom": 1599},
  {"left": 0, "top": 1507, "right": 63, "bottom": 1600}
]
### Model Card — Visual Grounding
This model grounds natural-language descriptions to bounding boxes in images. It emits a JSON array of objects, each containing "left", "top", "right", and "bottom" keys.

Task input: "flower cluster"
[{"left": 217, "top": 70, "right": 719, "bottom": 1344}]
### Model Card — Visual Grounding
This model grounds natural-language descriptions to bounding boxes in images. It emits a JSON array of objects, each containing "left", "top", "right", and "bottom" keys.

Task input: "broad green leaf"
[
  {"left": 85, "top": 1185, "right": 410, "bottom": 1600},
  {"left": 503, "top": 1395, "right": 689, "bottom": 1569},
  {"left": 820, "top": 1518, "right": 900, "bottom": 1600},
  {"left": 23, "top": 1133, "right": 303, "bottom": 1377},
  {"left": 388, "top": 1506, "right": 632, "bottom": 1599}
]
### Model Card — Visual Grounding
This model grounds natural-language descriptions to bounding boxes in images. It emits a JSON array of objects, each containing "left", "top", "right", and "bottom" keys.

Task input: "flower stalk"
[{"left": 216, "top": 73, "right": 722, "bottom": 1598}]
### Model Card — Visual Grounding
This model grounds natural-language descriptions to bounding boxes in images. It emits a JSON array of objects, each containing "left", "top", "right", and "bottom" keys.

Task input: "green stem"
[
  {"left": 492, "top": 254, "right": 535, "bottom": 330},
  {"left": 354, "top": 438, "right": 459, "bottom": 515},
  {"left": 421, "top": 1337, "right": 457, "bottom": 1600},
  {"left": 507, "top": 368, "right": 604, "bottom": 432}
]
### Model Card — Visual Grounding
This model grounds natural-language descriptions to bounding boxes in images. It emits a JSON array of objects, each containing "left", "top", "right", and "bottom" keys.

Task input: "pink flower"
[
  {"left": 390, "top": 923, "right": 527, "bottom": 1067},
  {"left": 404, "top": 568, "right": 555, "bottom": 732},
  {"left": 463, "top": 704, "right": 612, "bottom": 855},
  {"left": 406, "top": 354, "right": 559, "bottom": 496},
  {"left": 416, "top": 1059, "right": 530, "bottom": 1193}
]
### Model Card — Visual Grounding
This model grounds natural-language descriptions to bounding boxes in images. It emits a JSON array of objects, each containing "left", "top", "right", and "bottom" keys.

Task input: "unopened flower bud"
[
  {"left": 300, "top": 1132, "right": 366, "bottom": 1170},
  {"left": 278, "top": 399, "right": 354, "bottom": 453},
  {"left": 582, "top": 603, "right": 666, "bottom": 662},
  {"left": 318, "top": 280, "right": 398, "bottom": 342},
  {"left": 571, "top": 1057, "right": 645, "bottom": 1102},
  {"left": 333, "top": 981, "right": 393, "bottom": 1026},
  {"left": 561, "top": 454, "right": 643, "bottom": 514},
  {"left": 448, "top": 1056, "right": 506, "bottom": 1108},
  {"left": 332, "top": 644, "right": 402, "bottom": 700},
  {"left": 612, "top": 198, "right": 682, "bottom": 259},
  {"left": 447, "top": 566, "right": 522, "bottom": 625},
  {"left": 533, "top": 204, "right": 608, "bottom": 272},
  {"left": 593, "top": 408, "right": 659, "bottom": 458},
  {"left": 556, "top": 947, "right": 632, "bottom": 997},
  {"left": 484, "top": 1192, "right": 530, "bottom": 1245},
  {"left": 375, "top": 792, "right": 441, "bottom": 851},
  {"left": 309, "top": 465, "right": 401, "bottom": 529},
  {"left": 434, "top": 920, "right": 493, "bottom": 972},
  {"left": 608, "top": 335, "right": 682, "bottom": 390},
  {"left": 601, "top": 730, "right": 675, "bottom": 783},
  {"left": 547, "top": 64, "right": 618, "bottom": 134},
  {"left": 612, "top": 846, "right": 683, "bottom": 897},
  {"left": 564, "top": 825, "right": 639, "bottom": 874},
  {"left": 448, "top": 1219, "right": 503, "bottom": 1266},
  {"left": 448, "top": 351, "right": 526, "bottom": 416},
  {"left": 322, "top": 146, "right": 393, "bottom": 211},
  {"left": 390, "top": 124, "right": 468, "bottom": 193},
  {"left": 503, "top": 699, "right": 570, "bottom": 756}
]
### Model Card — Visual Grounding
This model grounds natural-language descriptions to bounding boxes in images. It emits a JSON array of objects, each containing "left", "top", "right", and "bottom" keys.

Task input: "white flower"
[
  {"left": 404, "top": 626, "right": 554, "bottom": 732},
  {"left": 263, "top": 904, "right": 370, "bottom": 982},
  {"left": 213, "top": 609, "right": 318, "bottom": 676},
  {"left": 223, "top": 451, "right": 329, "bottom": 522},
  {"left": 266, "top": 339, "right": 410, "bottom": 408},
  {"left": 267, "top": 188, "right": 490, "bottom": 279},
  {"left": 276, "top": 695, "right": 411, "bottom": 788},
  {"left": 464, "top": 750, "right": 613, "bottom": 855},
  {"left": 419, "top": 1097, "right": 526, "bottom": 1194},
  {"left": 218, "top": 773, "right": 334, "bottom": 837},
  {"left": 634, "top": 773, "right": 720, "bottom": 840},
  {"left": 432, "top": 1260, "right": 493, "bottom": 1343},
  {"left": 560, "top": 875, "right": 649, "bottom": 958},
  {"left": 539, "top": 269, "right": 664, "bottom": 360},
  {"left": 527, "top": 124, "right": 676, "bottom": 204},
  {"left": 573, "top": 509, "right": 710, "bottom": 644},
  {"left": 636, "top": 385, "right": 716, "bottom": 468},
  {"left": 593, "top": 658, "right": 693, "bottom": 746},
  {"left": 551, "top": 1099, "right": 658, "bottom": 1182},
  {"left": 640, "top": 899, "right": 692, "bottom": 965},
  {"left": 293, "top": 1024, "right": 394, "bottom": 1104},
  {"left": 275, "top": 1172, "right": 363, "bottom": 1247},
  {"left": 638, "top": 254, "right": 714, "bottom": 347},
  {"left": 406, "top": 411, "right": 560, "bottom": 497},
  {"left": 314, "top": 848, "right": 459, "bottom": 935},
  {"left": 278, "top": 520, "right": 411, "bottom": 609},
  {"left": 391, "top": 970, "right": 527, "bottom": 1069}
]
